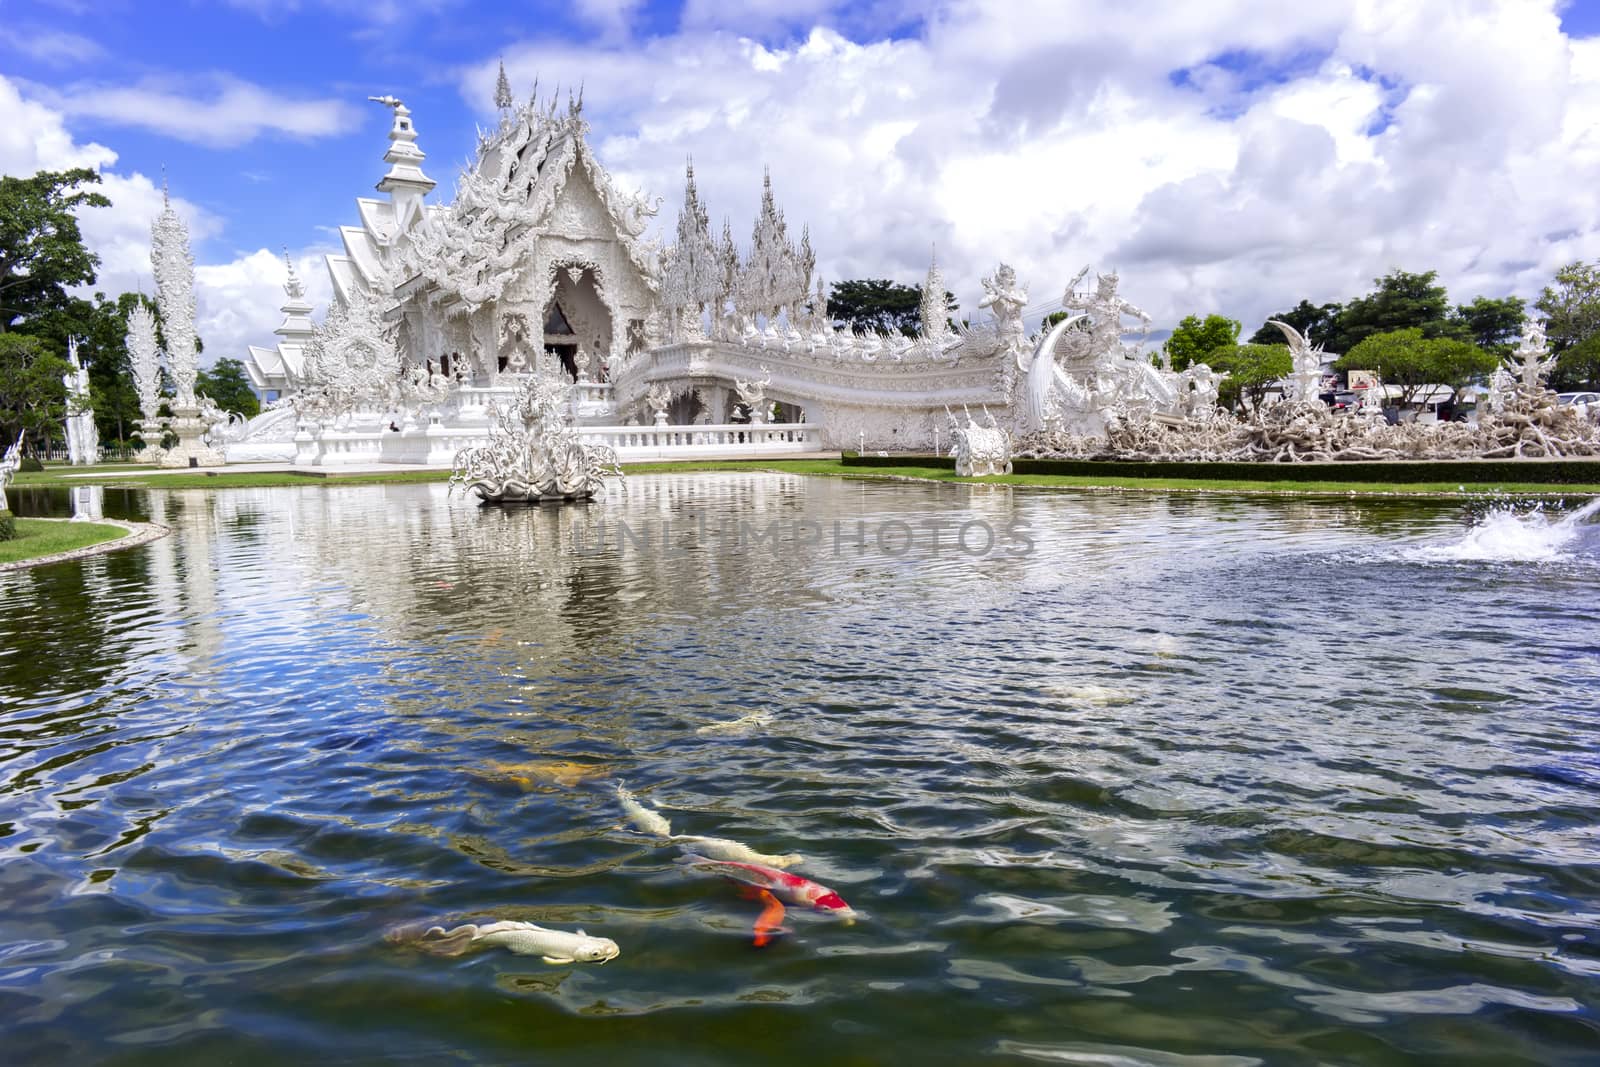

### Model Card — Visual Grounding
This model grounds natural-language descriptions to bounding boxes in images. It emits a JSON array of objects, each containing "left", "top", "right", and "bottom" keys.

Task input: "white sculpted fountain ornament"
[{"left": 449, "top": 374, "right": 623, "bottom": 504}]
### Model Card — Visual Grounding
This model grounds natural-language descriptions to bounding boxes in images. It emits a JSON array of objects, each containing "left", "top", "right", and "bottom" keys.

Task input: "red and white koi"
[{"left": 677, "top": 853, "right": 857, "bottom": 923}]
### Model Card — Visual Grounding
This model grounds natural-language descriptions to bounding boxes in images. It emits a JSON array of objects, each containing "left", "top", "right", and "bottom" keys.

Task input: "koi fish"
[
  {"left": 677, "top": 853, "right": 856, "bottom": 922},
  {"left": 616, "top": 784, "right": 673, "bottom": 836},
  {"left": 747, "top": 887, "right": 788, "bottom": 948},
  {"left": 615, "top": 789, "right": 804, "bottom": 867},
  {"left": 408, "top": 920, "right": 619, "bottom": 965},
  {"left": 672, "top": 834, "right": 803, "bottom": 869},
  {"left": 694, "top": 709, "right": 773, "bottom": 736},
  {"left": 475, "top": 759, "right": 611, "bottom": 789}
]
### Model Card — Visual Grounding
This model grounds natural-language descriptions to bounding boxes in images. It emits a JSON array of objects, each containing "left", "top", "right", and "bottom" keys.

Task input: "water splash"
[{"left": 1415, "top": 497, "right": 1600, "bottom": 563}]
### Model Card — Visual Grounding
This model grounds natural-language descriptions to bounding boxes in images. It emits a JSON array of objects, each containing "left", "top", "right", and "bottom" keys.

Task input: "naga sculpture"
[{"left": 450, "top": 374, "right": 622, "bottom": 503}]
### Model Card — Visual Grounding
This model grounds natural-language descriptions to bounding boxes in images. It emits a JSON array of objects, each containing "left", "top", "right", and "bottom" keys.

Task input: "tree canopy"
[
  {"left": 197, "top": 357, "right": 261, "bottom": 418},
  {"left": 829, "top": 278, "right": 955, "bottom": 336},
  {"left": 1453, "top": 296, "right": 1526, "bottom": 355},
  {"left": 1536, "top": 261, "right": 1600, "bottom": 389},
  {"left": 1247, "top": 300, "right": 1342, "bottom": 347},
  {"left": 1334, "top": 328, "right": 1497, "bottom": 406},
  {"left": 0, "top": 168, "right": 111, "bottom": 334},
  {"left": 1163, "top": 314, "right": 1239, "bottom": 370},
  {"left": 1204, "top": 343, "right": 1291, "bottom": 410},
  {"left": 0, "top": 333, "right": 71, "bottom": 449},
  {"left": 1324, "top": 270, "right": 1462, "bottom": 354}
]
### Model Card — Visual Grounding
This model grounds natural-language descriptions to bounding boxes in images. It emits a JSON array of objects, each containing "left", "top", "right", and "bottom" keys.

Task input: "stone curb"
[{"left": 0, "top": 519, "right": 172, "bottom": 573}]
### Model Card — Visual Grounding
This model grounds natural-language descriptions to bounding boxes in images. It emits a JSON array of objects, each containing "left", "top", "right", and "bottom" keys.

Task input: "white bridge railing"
[{"left": 580, "top": 422, "right": 821, "bottom": 459}]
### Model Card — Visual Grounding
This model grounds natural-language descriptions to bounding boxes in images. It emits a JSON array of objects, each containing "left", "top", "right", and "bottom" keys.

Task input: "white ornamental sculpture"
[
  {"left": 450, "top": 374, "right": 623, "bottom": 503},
  {"left": 125, "top": 301, "right": 164, "bottom": 457},
  {"left": 948, "top": 407, "right": 1012, "bottom": 476},
  {"left": 149, "top": 183, "right": 223, "bottom": 467},
  {"left": 152, "top": 185, "right": 198, "bottom": 410},
  {"left": 645, "top": 382, "right": 672, "bottom": 426},
  {"left": 62, "top": 337, "right": 98, "bottom": 465},
  {"left": 920, "top": 248, "right": 952, "bottom": 347},
  {"left": 734, "top": 368, "right": 772, "bottom": 424},
  {"left": 1268, "top": 319, "right": 1326, "bottom": 404}
]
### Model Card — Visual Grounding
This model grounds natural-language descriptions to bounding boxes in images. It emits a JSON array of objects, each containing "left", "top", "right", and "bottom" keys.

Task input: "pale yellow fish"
[
  {"left": 616, "top": 784, "right": 673, "bottom": 836},
  {"left": 695, "top": 709, "right": 774, "bottom": 736},
  {"left": 474, "top": 759, "right": 611, "bottom": 789}
]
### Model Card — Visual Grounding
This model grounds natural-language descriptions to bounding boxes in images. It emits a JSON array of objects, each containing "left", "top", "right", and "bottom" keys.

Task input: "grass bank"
[
  {"left": 15, "top": 459, "right": 1600, "bottom": 498},
  {"left": 0, "top": 519, "right": 127, "bottom": 565}
]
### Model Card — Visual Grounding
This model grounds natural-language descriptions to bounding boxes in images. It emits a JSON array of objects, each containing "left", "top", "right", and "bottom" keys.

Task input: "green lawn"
[
  {"left": 13, "top": 458, "right": 1599, "bottom": 498},
  {"left": 0, "top": 519, "right": 127, "bottom": 565}
]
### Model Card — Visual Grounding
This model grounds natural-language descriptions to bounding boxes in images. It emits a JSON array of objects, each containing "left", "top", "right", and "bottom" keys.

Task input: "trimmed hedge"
[
  {"left": 0, "top": 510, "right": 13, "bottom": 542},
  {"left": 839, "top": 452, "right": 1600, "bottom": 485}
]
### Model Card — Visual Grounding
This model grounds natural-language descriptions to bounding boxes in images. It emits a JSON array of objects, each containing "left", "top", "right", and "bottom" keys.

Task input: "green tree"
[
  {"left": 196, "top": 357, "right": 261, "bottom": 418},
  {"left": 1451, "top": 296, "right": 1526, "bottom": 355},
  {"left": 0, "top": 333, "right": 70, "bottom": 450},
  {"left": 1535, "top": 261, "right": 1600, "bottom": 388},
  {"left": 1163, "top": 314, "right": 1240, "bottom": 370},
  {"left": 1335, "top": 328, "right": 1497, "bottom": 407},
  {"left": 1554, "top": 332, "right": 1600, "bottom": 390},
  {"left": 1326, "top": 270, "right": 1462, "bottom": 354},
  {"left": 1204, "top": 343, "right": 1292, "bottom": 410},
  {"left": 1247, "top": 299, "right": 1342, "bottom": 346},
  {"left": 0, "top": 168, "right": 111, "bottom": 333},
  {"left": 829, "top": 279, "right": 953, "bottom": 336}
]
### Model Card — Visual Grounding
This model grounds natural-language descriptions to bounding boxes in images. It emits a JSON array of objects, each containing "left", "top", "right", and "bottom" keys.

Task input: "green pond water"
[{"left": 1, "top": 475, "right": 1598, "bottom": 1065}]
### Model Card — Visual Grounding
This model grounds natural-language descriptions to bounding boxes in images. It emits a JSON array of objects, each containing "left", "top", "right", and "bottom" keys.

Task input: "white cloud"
[
  {"left": 29, "top": 75, "right": 361, "bottom": 149},
  {"left": 0, "top": 74, "right": 327, "bottom": 365},
  {"left": 461, "top": 0, "right": 1600, "bottom": 336},
  {"left": 196, "top": 246, "right": 335, "bottom": 366},
  {"left": 0, "top": 26, "right": 106, "bottom": 66}
]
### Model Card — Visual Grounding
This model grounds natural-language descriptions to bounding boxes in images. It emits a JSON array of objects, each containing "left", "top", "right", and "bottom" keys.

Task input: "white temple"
[{"left": 234, "top": 81, "right": 1092, "bottom": 464}]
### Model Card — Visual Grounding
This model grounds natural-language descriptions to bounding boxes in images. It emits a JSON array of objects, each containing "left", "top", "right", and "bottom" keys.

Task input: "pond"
[{"left": 2, "top": 475, "right": 1597, "bottom": 1065}]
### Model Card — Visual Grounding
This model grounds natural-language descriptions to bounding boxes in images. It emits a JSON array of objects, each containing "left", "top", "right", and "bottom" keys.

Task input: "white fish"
[
  {"left": 694, "top": 709, "right": 773, "bottom": 736},
  {"left": 1048, "top": 683, "right": 1135, "bottom": 706},
  {"left": 416, "top": 921, "right": 620, "bottom": 965},
  {"left": 616, "top": 784, "right": 673, "bottom": 836},
  {"left": 671, "top": 834, "right": 803, "bottom": 869}
]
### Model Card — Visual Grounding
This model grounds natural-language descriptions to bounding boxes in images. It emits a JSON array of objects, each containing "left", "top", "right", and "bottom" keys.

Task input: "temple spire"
[
  {"left": 368, "top": 95, "right": 436, "bottom": 226},
  {"left": 494, "top": 59, "right": 513, "bottom": 110}
]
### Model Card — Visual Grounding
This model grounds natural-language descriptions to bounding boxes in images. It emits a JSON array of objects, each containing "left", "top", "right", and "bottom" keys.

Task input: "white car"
[{"left": 1557, "top": 391, "right": 1600, "bottom": 406}]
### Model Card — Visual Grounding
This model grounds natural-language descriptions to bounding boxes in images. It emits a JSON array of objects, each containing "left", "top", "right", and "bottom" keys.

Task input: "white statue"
[
  {"left": 1508, "top": 320, "right": 1556, "bottom": 392},
  {"left": 0, "top": 430, "right": 23, "bottom": 514},
  {"left": 151, "top": 183, "right": 198, "bottom": 410},
  {"left": 62, "top": 337, "right": 98, "bottom": 465},
  {"left": 978, "top": 263, "right": 1028, "bottom": 365},
  {"left": 1267, "top": 319, "right": 1326, "bottom": 404}
]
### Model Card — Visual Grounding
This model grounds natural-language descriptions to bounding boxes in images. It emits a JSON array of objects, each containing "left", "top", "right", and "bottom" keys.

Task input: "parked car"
[
  {"left": 1557, "top": 391, "right": 1600, "bottom": 407},
  {"left": 1328, "top": 391, "right": 1360, "bottom": 413}
]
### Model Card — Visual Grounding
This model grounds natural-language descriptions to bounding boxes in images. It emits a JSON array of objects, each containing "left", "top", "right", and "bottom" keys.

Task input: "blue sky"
[{"left": 4, "top": 0, "right": 1600, "bottom": 363}]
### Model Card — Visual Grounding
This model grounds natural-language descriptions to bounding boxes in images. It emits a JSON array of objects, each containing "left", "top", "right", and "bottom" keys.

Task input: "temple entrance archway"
[{"left": 543, "top": 262, "right": 612, "bottom": 380}]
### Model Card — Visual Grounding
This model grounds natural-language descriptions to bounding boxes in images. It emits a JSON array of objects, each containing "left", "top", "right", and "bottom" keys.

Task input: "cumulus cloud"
[
  {"left": 28, "top": 75, "right": 362, "bottom": 149},
  {"left": 464, "top": 0, "right": 1600, "bottom": 336},
  {"left": 196, "top": 246, "right": 336, "bottom": 365},
  {"left": 0, "top": 74, "right": 328, "bottom": 364}
]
